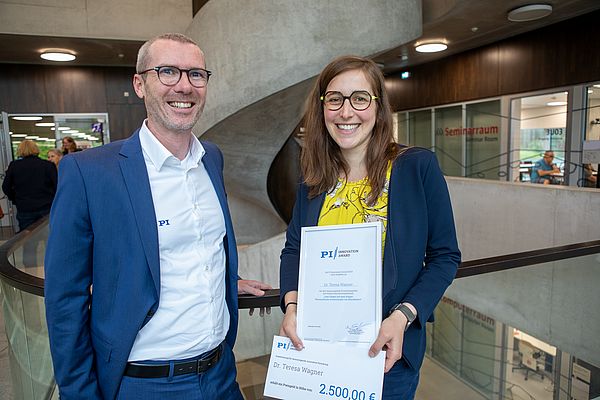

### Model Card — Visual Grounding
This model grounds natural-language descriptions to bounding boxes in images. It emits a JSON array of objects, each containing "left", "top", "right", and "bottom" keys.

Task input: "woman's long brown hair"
[{"left": 301, "top": 55, "right": 401, "bottom": 205}]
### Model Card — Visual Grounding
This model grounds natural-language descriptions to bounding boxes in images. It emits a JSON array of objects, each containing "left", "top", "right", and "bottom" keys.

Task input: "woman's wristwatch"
[{"left": 389, "top": 303, "right": 416, "bottom": 331}]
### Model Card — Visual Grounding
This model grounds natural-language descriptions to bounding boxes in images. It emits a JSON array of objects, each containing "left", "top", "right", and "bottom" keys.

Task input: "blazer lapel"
[
  {"left": 118, "top": 130, "right": 161, "bottom": 296},
  {"left": 201, "top": 150, "right": 232, "bottom": 227},
  {"left": 305, "top": 192, "right": 325, "bottom": 226}
]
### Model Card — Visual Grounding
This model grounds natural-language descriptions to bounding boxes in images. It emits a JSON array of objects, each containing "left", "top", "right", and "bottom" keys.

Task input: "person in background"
[
  {"left": 530, "top": 150, "right": 560, "bottom": 184},
  {"left": 61, "top": 136, "right": 80, "bottom": 155},
  {"left": 47, "top": 148, "right": 63, "bottom": 168},
  {"left": 583, "top": 163, "right": 597, "bottom": 188},
  {"left": 2, "top": 139, "right": 57, "bottom": 231},
  {"left": 44, "top": 33, "right": 270, "bottom": 400},
  {"left": 279, "top": 55, "right": 461, "bottom": 399}
]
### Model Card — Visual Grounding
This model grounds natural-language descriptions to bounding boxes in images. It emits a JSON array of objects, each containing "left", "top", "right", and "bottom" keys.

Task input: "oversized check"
[
  {"left": 264, "top": 335, "right": 385, "bottom": 400},
  {"left": 297, "top": 222, "right": 382, "bottom": 344}
]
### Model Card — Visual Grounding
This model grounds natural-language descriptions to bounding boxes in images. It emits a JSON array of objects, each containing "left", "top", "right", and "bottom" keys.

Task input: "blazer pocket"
[{"left": 91, "top": 331, "right": 113, "bottom": 362}]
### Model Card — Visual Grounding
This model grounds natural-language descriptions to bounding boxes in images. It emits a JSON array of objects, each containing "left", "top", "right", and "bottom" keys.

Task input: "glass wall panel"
[
  {"left": 7, "top": 116, "right": 57, "bottom": 159},
  {"left": 408, "top": 110, "right": 432, "bottom": 149},
  {"left": 511, "top": 91, "right": 567, "bottom": 185},
  {"left": 54, "top": 115, "right": 107, "bottom": 150},
  {"left": 434, "top": 105, "right": 463, "bottom": 176},
  {"left": 395, "top": 112, "right": 408, "bottom": 144},
  {"left": 583, "top": 84, "right": 600, "bottom": 188},
  {"left": 465, "top": 101, "right": 502, "bottom": 180}
]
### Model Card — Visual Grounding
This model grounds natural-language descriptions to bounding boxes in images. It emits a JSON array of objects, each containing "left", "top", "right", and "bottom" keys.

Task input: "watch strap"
[{"left": 390, "top": 303, "right": 416, "bottom": 331}]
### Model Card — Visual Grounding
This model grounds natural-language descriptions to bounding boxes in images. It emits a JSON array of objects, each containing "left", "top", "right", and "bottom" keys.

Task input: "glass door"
[{"left": 510, "top": 91, "right": 568, "bottom": 185}]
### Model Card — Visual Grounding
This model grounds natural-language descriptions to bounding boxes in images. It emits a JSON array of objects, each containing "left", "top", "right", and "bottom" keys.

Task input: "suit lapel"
[
  {"left": 118, "top": 130, "right": 161, "bottom": 296},
  {"left": 201, "top": 150, "right": 231, "bottom": 226},
  {"left": 306, "top": 192, "right": 325, "bottom": 226}
]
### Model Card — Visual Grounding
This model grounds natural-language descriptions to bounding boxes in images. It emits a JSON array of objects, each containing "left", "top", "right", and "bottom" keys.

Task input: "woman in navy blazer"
[{"left": 279, "top": 56, "right": 461, "bottom": 399}]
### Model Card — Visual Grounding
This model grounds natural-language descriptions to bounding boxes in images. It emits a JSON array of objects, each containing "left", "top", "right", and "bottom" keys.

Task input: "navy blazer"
[
  {"left": 44, "top": 130, "right": 239, "bottom": 399},
  {"left": 280, "top": 147, "right": 461, "bottom": 370}
]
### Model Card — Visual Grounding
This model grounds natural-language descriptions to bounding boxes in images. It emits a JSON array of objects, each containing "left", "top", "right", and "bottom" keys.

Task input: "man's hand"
[
  {"left": 238, "top": 279, "right": 272, "bottom": 317},
  {"left": 368, "top": 311, "right": 408, "bottom": 373}
]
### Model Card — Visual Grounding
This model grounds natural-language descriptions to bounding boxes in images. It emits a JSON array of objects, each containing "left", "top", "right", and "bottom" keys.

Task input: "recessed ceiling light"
[
  {"left": 35, "top": 122, "right": 56, "bottom": 127},
  {"left": 11, "top": 134, "right": 27, "bottom": 138},
  {"left": 546, "top": 101, "right": 567, "bottom": 106},
  {"left": 41, "top": 52, "right": 76, "bottom": 62},
  {"left": 12, "top": 116, "right": 42, "bottom": 121},
  {"left": 57, "top": 127, "right": 70, "bottom": 131},
  {"left": 594, "top": 84, "right": 600, "bottom": 88},
  {"left": 63, "top": 129, "right": 80, "bottom": 134},
  {"left": 415, "top": 42, "right": 447, "bottom": 53},
  {"left": 507, "top": 4, "right": 552, "bottom": 22},
  {"left": 25, "top": 135, "right": 40, "bottom": 139}
]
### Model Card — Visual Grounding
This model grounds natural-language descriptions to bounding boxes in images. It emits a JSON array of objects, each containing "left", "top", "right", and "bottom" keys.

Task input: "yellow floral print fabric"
[{"left": 318, "top": 162, "right": 392, "bottom": 247}]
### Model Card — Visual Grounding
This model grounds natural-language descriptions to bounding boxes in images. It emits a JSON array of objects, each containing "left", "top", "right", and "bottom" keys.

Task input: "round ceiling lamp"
[
  {"left": 507, "top": 4, "right": 553, "bottom": 22},
  {"left": 40, "top": 51, "right": 76, "bottom": 62},
  {"left": 415, "top": 42, "right": 448, "bottom": 53}
]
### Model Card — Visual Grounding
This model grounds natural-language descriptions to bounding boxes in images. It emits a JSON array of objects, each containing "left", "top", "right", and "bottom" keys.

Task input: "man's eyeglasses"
[
  {"left": 138, "top": 66, "right": 212, "bottom": 88},
  {"left": 320, "top": 90, "right": 378, "bottom": 111}
]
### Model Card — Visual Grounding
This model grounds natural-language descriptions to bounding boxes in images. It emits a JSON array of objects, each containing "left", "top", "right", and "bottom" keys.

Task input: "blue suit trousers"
[{"left": 116, "top": 343, "right": 243, "bottom": 400}]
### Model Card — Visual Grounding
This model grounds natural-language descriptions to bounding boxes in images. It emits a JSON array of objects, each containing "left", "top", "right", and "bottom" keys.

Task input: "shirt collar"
[{"left": 139, "top": 120, "right": 205, "bottom": 171}]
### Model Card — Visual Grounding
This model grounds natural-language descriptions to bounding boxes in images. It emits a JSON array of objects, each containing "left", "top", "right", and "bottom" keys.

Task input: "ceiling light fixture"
[
  {"left": 546, "top": 101, "right": 567, "bottom": 106},
  {"left": 507, "top": 4, "right": 552, "bottom": 22},
  {"left": 40, "top": 51, "right": 76, "bottom": 62},
  {"left": 35, "top": 122, "right": 56, "bottom": 127},
  {"left": 12, "top": 116, "right": 42, "bottom": 121},
  {"left": 415, "top": 42, "right": 447, "bottom": 53}
]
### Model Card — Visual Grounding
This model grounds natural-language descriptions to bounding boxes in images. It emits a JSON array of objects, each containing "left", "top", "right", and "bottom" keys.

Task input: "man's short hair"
[{"left": 136, "top": 33, "right": 202, "bottom": 73}]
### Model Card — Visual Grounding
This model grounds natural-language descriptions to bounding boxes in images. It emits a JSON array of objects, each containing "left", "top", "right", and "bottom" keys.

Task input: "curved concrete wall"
[{"left": 187, "top": 0, "right": 422, "bottom": 243}]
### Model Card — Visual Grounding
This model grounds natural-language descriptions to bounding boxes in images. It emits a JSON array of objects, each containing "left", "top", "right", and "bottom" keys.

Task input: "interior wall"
[
  {"left": 521, "top": 106, "right": 567, "bottom": 130},
  {"left": 387, "top": 10, "right": 600, "bottom": 112},
  {"left": 0, "top": 64, "right": 145, "bottom": 141}
]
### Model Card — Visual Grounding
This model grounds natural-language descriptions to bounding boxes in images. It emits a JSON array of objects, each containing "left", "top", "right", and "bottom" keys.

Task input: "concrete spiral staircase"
[{"left": 187, "top": 0, "right": 423, "bottom": 245}]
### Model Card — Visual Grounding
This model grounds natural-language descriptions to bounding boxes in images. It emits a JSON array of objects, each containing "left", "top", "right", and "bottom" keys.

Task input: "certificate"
[
  {"left": 264, "top": 335, "right": 385, "bottom": 400},
  {"left": 297, "top": 222, "right": 382, "bottom": 344}
]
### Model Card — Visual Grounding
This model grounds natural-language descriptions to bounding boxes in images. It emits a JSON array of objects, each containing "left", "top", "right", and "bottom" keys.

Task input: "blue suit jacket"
[
  {"left": 280, "top": 147, "right": 461, "bottom": 371},
  {"left": 44, "top": 130, "right": 239, "bottom": 399}
]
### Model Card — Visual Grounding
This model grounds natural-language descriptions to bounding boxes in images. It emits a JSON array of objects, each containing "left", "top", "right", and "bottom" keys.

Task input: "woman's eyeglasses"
[{"left": 320, "top": 90, "right": 378, "bottom": 111}]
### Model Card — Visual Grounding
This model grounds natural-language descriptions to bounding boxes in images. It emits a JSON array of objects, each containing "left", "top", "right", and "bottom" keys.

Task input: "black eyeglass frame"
[
  {"left": 137, "top": 66, "right": 212, "bottom": 88},
  {"left": 320, "top": 90, "right": 379, "bottom": 111}
]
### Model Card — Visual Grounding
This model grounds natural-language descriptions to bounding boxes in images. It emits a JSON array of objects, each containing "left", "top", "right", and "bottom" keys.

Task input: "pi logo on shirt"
[
  {"left": 320, "top": 247, "right": 338, "bottom": 259},
  {"left": 158, "top": 219, "right": 170, "bottom": 227}
]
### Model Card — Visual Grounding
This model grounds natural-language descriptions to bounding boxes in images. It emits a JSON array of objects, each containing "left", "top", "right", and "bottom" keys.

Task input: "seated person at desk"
[
  {"left": 530, "top": 150, "right": 560, "bottom": 185},
  {"left": 583, "top": 164, "right": 597, "bottom": 188}
]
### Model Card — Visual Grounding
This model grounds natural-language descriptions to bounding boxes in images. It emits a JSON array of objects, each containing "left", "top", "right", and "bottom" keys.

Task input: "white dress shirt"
[{"left": 128, "top": 121, "right": 229, "bottom": 361}]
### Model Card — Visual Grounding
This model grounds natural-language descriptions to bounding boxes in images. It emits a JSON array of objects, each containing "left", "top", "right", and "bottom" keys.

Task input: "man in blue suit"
[{"left": 44, "top": 33, "right": 270, "bottom": 399}]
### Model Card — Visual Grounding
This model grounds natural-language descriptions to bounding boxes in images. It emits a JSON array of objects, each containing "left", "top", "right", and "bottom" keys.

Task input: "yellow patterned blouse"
[{"left": 318, "top": 162, "right": 392, "bottom": 247}]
